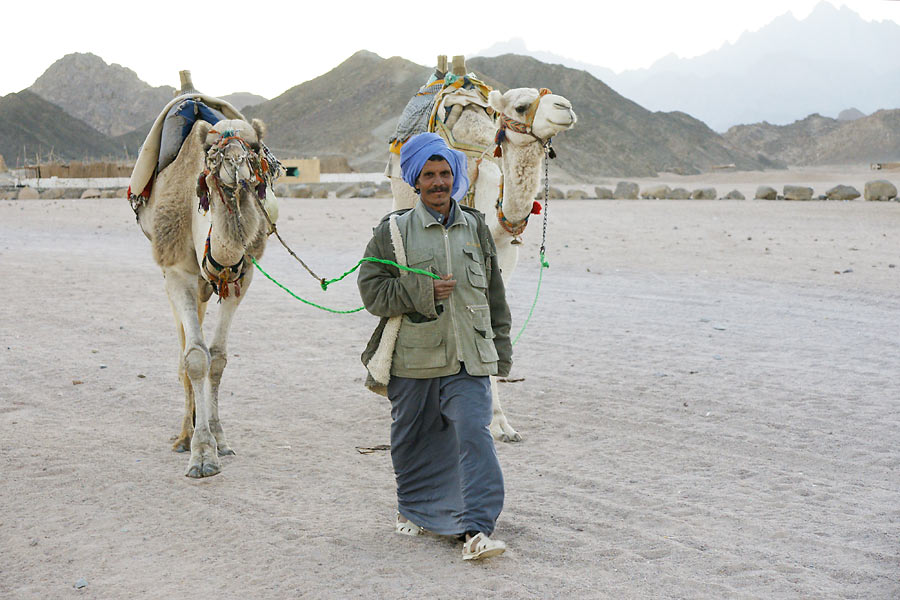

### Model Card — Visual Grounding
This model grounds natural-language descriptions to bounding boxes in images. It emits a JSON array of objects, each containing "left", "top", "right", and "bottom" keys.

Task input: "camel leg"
[
  {"left": 164, "top": 266, "right": 219, "bottom": 478},
  {"left": 490, "top": 239, "right": 523, "bottom": 443},
  {"left": 206, "top": 270, "right": 252, "bottom": 457},
  {"left": 489, "top": 376, "right": 521, "bottom": 442},
  {"left": 172, "top": 300, "right": 206, "bottom": 452}
]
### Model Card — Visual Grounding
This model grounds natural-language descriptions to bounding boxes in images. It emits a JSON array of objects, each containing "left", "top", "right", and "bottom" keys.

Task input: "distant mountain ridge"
[
  {"left": 0, "top": 90, "right": 121, "bottom": 165},
  {"left": 244, "top": 50, "right": 432, "bottom": 170},
  {"left": 477, "top": 2, "right": 900, "bottom": 131},
  {"left": 243, "top": 51, "right": 779, "bottom": 178},
  {"left": 11, "top": 45, "right": 900, "bottom": 176},
  {"left": 466, "top": 55, "right": 777, "bottom": 178},
  {"left": 724, "top": 110, "right": 900, "bottom": 165},
  {"left": 29, "top": 53, "right": 176, "bottom": 137}
]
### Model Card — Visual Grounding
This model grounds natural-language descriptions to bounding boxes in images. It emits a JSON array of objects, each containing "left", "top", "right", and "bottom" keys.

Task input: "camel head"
[
  {"left": 199, "top": 118, "right": 268, "bottom": 189},
  {"left": 488, "top": 88, "right": 577, "bottom": 145}
]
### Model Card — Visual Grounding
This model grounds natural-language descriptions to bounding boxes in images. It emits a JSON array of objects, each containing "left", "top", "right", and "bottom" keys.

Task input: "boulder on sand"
[
  {"left": 724, "top": 189, "right": 745, "bottom": 200},
  {"left": 691, "top": 187, "right": 717, "bottom": 200},
  {"left": 864, "top": 180, "right": 897, "bottom": 201},
  {"left": 783, "top": 185, "right": 813, "bottom": 201},
  {"left": 825, "top": 185, "right": 860, "bottom": 201},
  {"left": 594, "top": 186, "right": 614, "bottom": 199},
  {"left": 614, "top": 181, "right": 639, "bottom": 199},
  {"left": 666, "top": 188, "right": 691, "bottom": 199},
  {"left": 17, "top": 186, "right": 40, "bottom": 200},
  {"left": 755, "top": 186, "right": 777, "bottom": 200},
  {"left": 641, "top": 185, "right": 670, "bottom": 199}
]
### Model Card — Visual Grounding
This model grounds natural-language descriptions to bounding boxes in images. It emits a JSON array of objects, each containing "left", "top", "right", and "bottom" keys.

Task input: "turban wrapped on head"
[{"left": 400, "top": 133, "right": 469, "bottom": 201}]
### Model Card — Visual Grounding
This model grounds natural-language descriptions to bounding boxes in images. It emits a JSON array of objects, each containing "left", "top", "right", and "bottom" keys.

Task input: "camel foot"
[
  {"left": 217, "top": 446, "right": 236, "bottom": 457},
  {"left": 491, "top": 420, "right": 522, "bottom": 443},
  {"left": 185, "top": 440, "right": 220, "bottom": 478},
  {"left": 498, "top": 431, "right": 523, "bottom": 443},
  {"left": 172, "top": 436, "right": 192, "bottom": 453},
  {"left": 185, "top": 458, "right": 221, "bottom": 478}
]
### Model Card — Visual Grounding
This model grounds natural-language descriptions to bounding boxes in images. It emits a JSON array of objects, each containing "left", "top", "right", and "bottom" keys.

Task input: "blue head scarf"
[{"left": 400, "top": 133, "right": 469, "bottom": 201}]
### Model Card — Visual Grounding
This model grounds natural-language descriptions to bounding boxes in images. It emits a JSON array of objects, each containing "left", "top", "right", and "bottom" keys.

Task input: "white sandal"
[
  {"left": 462, "top": 532, "right": 506, "bottom": 561},
  {"left": 395, "top": 513, "right": 424, "bottom": 536}
]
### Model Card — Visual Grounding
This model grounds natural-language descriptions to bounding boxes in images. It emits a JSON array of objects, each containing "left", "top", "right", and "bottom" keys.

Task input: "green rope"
[
  {"left": 512, "top": 252, "right": 549, "bottom": 346},
  {"left": 250, "top": 251, "right": 547, "bottom": 347},
  {"left": 320, "top": 258, "right": 440, "bottom": 290},
  {"left": 249, "top": 256, "right": 439, "bottom": 314}
]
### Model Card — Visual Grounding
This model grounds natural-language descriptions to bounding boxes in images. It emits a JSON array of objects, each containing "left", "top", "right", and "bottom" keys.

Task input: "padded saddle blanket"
[{"left": 129, "top": 93, "right": 244, "bottom": 200}]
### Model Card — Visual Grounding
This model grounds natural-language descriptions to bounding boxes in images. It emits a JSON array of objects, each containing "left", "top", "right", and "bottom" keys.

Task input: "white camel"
[
  {"left": 135, "top": 116, "right": 278, "bottom": 477},
  {"left": 389, "top": 76, "right": 577, "bottom": 442}
]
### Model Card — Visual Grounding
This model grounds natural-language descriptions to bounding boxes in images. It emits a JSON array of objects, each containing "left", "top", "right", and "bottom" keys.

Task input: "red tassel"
[
  {"left": 531, "top": 201, "right": 542, "bottom": 215},
  {"left": 493, "top": 146, "right": 502, "bottom": 158}
]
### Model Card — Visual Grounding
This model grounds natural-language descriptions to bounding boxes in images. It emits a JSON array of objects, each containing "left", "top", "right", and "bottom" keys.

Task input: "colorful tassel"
[
  {"left": 532, "top": 201, "right": 542, "bottom": 215},
  {"left": 196, "top": 171, "right": 210, "bottom": 212}
]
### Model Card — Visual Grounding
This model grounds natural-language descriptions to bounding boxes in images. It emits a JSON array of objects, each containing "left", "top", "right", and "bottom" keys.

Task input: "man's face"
[{"left": 416, "top": 158, "right": 453, "bottom": 215}]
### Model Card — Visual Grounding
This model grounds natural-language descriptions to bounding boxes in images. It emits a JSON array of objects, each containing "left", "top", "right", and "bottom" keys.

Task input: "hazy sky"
[{"left": 3, "top": 0, "right": 899, "bottom": 98}]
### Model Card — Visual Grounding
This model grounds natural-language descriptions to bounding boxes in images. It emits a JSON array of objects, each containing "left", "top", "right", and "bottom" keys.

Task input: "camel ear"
[
  {"left": 195, "top": 120, "right": 214, "bottom": 149},
  {"left": 251, "top": 118, "right": 266, "bottom": 142},
  {"left": 488, "top": 90, "right": 507, "bottom": 114}
]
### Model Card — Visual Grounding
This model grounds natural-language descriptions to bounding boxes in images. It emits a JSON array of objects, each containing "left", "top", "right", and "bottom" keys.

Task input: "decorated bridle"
[
  {"left": 493, "top": 88, "right": 557, "bottom": 159},
  {"left": 195, "top": 129, "right": 282, "bottom": 299},
  {"left": 492, "top": 88, "right": 555, "bottom": 243}
]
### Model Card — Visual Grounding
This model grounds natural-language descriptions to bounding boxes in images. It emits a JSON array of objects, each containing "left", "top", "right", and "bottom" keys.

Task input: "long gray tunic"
[{"left": 389, "top": 363, "right": 503, "bottom": 536}]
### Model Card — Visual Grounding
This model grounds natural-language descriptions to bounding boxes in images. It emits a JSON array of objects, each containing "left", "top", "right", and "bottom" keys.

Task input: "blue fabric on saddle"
[
  {"left": 157, "top": 99, "right": 226, "bottom": 174},
  {"left": 388, "top": 72, "right": 444, "bottom": 147}
]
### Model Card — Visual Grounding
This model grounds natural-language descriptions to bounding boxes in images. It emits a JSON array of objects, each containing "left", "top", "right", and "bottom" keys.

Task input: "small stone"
[
  {"left": 74, "top": 578, "right": 88, "bottom": 589},
  {"left": 889, "top": 264, "right": 896, "bottom": 269},
  {"left": 99, "top": 365, "right": 107, "bottom": 369},
  {"left": 843, "top": 269, "right": 853, "bottom": 273},
  {"left": 137, "top": 374, "right": 146, "bottom": 379},
  {"left": 72, "top": 380, "right": 84, "bottom": 385}
]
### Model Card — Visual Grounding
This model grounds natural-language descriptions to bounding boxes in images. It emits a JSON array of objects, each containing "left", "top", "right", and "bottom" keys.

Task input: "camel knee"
[
  {"left": 209, "top": 351, "right": 227, "bottom": 383},
  {"left": 183, "top": 345, "right": 210, "bottom": 381}
]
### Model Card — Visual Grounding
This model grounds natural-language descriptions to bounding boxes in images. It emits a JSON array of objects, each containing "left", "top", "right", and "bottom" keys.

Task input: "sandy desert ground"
[{"left": 1, "top": 190, "right": 899, "bottom": 599}]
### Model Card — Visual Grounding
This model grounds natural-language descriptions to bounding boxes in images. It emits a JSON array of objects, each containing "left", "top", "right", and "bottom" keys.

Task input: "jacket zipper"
[{"left": 443, "top": 228, "right": 462, "bottom": 358}]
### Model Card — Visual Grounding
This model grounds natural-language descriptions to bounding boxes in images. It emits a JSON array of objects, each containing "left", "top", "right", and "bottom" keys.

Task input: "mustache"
[{"left": 426, "top": 185, "right": 450, "bottom": 193}]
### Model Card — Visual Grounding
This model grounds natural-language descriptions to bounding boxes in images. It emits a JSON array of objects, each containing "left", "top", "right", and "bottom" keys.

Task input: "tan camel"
[
  {"left": 388, "top": 56, "right": 577, "bottom": 442},
  {"left": 135, "top": 99, "right": 279, "bottom": 476}
]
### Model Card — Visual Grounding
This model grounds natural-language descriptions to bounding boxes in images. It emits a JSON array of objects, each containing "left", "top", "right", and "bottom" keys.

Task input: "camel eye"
[{"left": 515, "top": 104, "right": 528, "bottom": 114}]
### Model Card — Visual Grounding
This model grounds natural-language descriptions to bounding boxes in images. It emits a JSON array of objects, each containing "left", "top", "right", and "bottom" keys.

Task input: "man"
[{"left": 358, "top": 132, "right": 513, "bottom": 561}]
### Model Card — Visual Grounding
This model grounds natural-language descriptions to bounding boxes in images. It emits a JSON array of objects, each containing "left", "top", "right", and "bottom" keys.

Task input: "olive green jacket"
[{"left": 359, "top": 201, "right": 512, "bottom": 381}]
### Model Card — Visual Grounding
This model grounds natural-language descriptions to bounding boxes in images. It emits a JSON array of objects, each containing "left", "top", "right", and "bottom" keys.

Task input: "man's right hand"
[{"left": 433, "top": 274, "right": 456, "bottom": 301}]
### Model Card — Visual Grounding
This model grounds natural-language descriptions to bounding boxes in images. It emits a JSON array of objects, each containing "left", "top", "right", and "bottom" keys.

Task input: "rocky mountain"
[
  {"left": 838, "top": 108, "right": 865, "bottom": 121},
  {"left": 0, "top": 90, "right": 122, "bottom": 165},
  {"left": 477, "top": 3, "right": 900, "bottom": 132},
  {"left": 244, "top": 50, "right": 432, "bottom": 170},
  {"left": 245, "top": 51, "right": 775, "bottom": 178},
  {"left": 466, "top": 55, "right": 777, "bottom": 178},
  {"left": 29, "top": 53, "right": 176, "bottom": 137},
  {"left": 724, "top": 109, "right": 900, "bottom": 166},
  {"left": 221, "top": 92, "right": 267, "bottom": 111}
]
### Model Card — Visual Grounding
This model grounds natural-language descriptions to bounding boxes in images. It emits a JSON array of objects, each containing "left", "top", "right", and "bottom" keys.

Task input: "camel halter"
[
  {"left": 493, "top": 88, "right": 557, "bottom": 158},
  {"left": 196, "top": 129, "right": 279, "bottom": 299},
  {"left": 492, "top": 89, "right": 557, "bottom": 244}
]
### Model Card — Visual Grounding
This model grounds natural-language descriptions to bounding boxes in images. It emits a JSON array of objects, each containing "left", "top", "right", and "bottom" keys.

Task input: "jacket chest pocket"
[
  {"left": 406, "top": 247, "right": 435, "bottom": 271},
  {"left": 397, "top": 317, "right": 447, "bottom": 369},
  {"left": 462, "top": 247, "right": 487, "bottom": 289}
]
